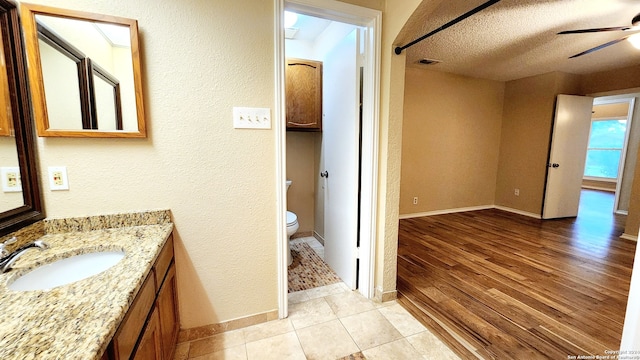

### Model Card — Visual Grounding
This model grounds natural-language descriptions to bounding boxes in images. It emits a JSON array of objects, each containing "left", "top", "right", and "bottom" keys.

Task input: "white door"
[
  {"left": 542, "top": 94, "right": 594, "bottom": 219},
  {"left": 322, "top": 28, "right": 361, "bottom": 289}
]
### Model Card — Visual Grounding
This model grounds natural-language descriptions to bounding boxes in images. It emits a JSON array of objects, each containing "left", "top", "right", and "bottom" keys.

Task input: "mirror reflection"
[
  {"left": 21, "top": 4, "right": 146, "bottom": 137},
  {"left": 0, "top": 0, "right": 44, "bottom": 236},
  {"left": 0, "top": 24, "right": 22, "bottom": 213},
  {"left": 0, "top": 33, "right": 13, "bottom": 137}
]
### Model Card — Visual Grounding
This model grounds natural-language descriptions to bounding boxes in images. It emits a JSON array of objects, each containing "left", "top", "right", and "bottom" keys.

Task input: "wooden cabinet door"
[
  {"left": 109, "top": 274, "right": 157, "bottom": 360},
  {"left": 133, "top": 307, "right": 162, "bottom": 360},
  {"left": 158, "top": 263, "right": 179, "bottom": 360},
  {"left": 286, "top": 58, "right": 322, "bottom": 131}
]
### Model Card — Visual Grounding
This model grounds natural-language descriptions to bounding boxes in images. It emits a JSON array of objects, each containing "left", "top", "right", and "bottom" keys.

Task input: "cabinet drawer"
[
  {"left": 154, "top": 236, "right": 173, "bottom": 288},
  {"left": 110, "top": 273, "right": 156, "bottom": 360}
]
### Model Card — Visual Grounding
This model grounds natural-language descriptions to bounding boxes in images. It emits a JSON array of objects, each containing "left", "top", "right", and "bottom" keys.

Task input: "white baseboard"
[
  {"left": 620, "top": 233, "right": 638, "bottom": 242},
  {"left": 494, "top": 206, "right": 542, "bottom": 219},
  {"left": 399, "top": 205, "right": 494, "bottom": 219},
  {"left": 399, "top": 205, "right": 542, "bottom": 220},
  {"left": 313, "top": 231, "right": 325, "bottom": 246}
]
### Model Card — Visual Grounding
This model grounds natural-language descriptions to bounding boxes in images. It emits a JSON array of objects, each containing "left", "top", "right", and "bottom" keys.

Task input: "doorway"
[
  {"left": 275, "top": 0, "right": 381, "bottom": 318},
  {"left": 585, "top": 97, "right": 636, "bottom": 215}
]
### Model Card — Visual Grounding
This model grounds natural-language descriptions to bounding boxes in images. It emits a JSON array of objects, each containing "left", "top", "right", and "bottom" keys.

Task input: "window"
[{"left": 583, "top": 119, "right": 627, "bottom": 179}]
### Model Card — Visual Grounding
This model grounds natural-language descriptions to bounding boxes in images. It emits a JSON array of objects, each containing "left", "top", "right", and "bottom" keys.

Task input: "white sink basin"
[{"left": 8, "top": 250, "right": 126, "bottom": 291}]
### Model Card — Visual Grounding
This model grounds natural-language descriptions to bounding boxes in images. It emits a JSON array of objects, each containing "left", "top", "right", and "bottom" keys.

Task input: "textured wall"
[
  {"left": 400, "top": 68, "right": 504, "bottom": 215},
  {"left": 286, "top": 132, "right": 317, "bottom": 233},
  {"left": 0, "top": 138, "right": 22, "bottom": 210},
  {"left": 376, "top": 0, "right": 426, "bottom": 298},
  {"left": 21, "top": 0, "right": 277, "bottom": 328},
  {"left": 494, "top": 72, "right": 581, "bottom": 215}
]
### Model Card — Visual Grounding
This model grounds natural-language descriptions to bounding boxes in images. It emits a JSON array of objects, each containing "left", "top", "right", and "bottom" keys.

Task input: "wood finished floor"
[{"left": 397, "top": 190, "right": 636, "bottom": 359}]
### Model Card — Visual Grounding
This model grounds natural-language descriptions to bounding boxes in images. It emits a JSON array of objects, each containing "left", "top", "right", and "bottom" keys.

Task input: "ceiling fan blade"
[
  {"left": 569, "top": 36, "right": 630, "bottom": 58},
  {"left": 558, "top": 26, "right": 631, "bottom": 34}
]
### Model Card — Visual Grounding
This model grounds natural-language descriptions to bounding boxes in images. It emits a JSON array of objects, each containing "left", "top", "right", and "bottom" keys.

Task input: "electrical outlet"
[
  {"left": 48, "top": 166, "right": 69, "bottom": 191},
  {"left": 413, "top": 197, "right": 418, "bottom": 205},
  {"left": 514, "top": 188, "right": 520, "bottom": 196},
  {"left": 1, "top": 167, "right": 21, "bottom": 192}
]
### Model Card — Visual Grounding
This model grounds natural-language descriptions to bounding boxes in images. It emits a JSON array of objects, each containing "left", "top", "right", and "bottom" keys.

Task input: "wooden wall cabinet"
[
  {"left": 286, "top": 58, "right": 322, "bottom": 131},
  {"left": 106, "top": 236, "right": 179, "bottom": 360}
]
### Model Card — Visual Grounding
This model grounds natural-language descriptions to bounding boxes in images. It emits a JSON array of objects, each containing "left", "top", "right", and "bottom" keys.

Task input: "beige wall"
[
  {"left": 592, "top": 103, "right": 629, "bottom": 119},
  {"left": 286, "top": 132, "right": 318, "bottom": 234},
  {"left": 23, "top": 0, "right": 277, "bottom": 328},
  {"left": 494, "top": 72, "right": 581, "bottom": 215},
  {"left": 375, "top": 0, "right": 425, "bottom": 300},
  {"left": 400, "top": 68, "right": 504, "bottom": 215},
  {"left": 582, "top": 65, "right": 640, "bottom": 95},
  {"left": 0, "top": 138, "right": 22, "bottom": 210},
  {"left": 19, "top": 0, "right": 416, "bottom": 330},
  {"left": 582, "top": 179, "right": 616, "bottom": 192}
]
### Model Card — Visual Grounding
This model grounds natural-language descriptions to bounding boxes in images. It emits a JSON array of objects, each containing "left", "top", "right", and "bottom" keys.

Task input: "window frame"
[{"left": 583, "top": 117, "right": 629, "bottom": 181}]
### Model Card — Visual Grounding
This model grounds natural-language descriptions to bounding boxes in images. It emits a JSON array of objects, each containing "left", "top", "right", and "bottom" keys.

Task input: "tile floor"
[
  {"left": 173, "top": 282, "right": 461, "bottom": 359},
  {"left": 291, "top": 236, "right": 325, "bottom": 260}
]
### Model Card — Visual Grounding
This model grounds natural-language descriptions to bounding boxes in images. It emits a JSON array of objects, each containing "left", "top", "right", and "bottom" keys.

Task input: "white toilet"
[{"left": 286, "top": 180, "right": 299, "bottom": 266}]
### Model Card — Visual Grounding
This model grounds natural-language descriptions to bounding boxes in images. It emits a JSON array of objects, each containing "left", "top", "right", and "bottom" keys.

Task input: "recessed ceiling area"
[
  {"left": 284, "top": 11, "right": 331, "bottom": 41},
  {"left": 396, "top": 0, "right": 640, "bottom": 81}
]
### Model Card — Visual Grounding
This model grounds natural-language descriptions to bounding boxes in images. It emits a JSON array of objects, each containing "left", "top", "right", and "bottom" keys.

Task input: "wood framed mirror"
[
  {"left": 20, "top": 3, "right": 146, "bottom": 138},
  {"left": 0, "top": 0, "right": 43, "bottom": 236}
]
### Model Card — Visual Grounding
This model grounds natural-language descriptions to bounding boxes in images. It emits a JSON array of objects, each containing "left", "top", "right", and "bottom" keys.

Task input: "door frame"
[
  {"left": 274, "top": 0, "right": 381, "bottom": 318},
  {"left": 589, "top": 96, "right": 636, "bottom": 214}
]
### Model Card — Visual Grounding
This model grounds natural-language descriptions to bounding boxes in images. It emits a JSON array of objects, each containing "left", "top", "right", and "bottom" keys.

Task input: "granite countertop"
[{"left": 0, "top": 210, "right": 173, "bottom": 360}]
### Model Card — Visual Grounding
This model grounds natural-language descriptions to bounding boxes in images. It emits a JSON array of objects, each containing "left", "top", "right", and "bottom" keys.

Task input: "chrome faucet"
[{"left": 0, "top": 240, "right": 49, "bottom": 273}]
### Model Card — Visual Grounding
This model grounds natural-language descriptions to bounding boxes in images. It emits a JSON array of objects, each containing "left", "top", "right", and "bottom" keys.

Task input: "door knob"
[
  {"left": 320, "top": 171, "right": 329, "bottom": 178},
  {"left": 548, "top": 163, "right": 560, "bottom": 168}
]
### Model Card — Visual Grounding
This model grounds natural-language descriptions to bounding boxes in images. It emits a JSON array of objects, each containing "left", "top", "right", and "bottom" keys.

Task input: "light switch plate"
[
  {"left": 1, "top": 167, "right": 21, "bottom": 192},
  {"left": 233, "top": 107, "right": 271, "bottom": 129},
  {"left": 48, "top": 166, "right": 69, "bottom": 191}
]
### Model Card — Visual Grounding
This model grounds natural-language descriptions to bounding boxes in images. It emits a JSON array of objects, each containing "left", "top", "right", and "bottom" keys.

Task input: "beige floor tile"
[
  {"left": 378, "top": 303, "right": 427, "bottom": 337},
  {"left": 407, "top": 331, "right": 461, "bottom": 360},
  {"left": 305, "top": 282, "right": 350, "bottom": 299},
  {"left": 288, "top": 297, "right": 337, "bottom": 329},
  {"left": 340, "top": 309, "right": 403, "bottom": 350},
  {"left": 188, "top": 329, "right": 245, "bottom": 358},
  {"left": 191, "top": 344, "right": 247, "bottom": 360},
  {"left": 296, "top": 319, "right": 360, "bottom": 360},
  {"left": 336, "top": 352, "right": 366, "bottom": 360},
  {"left": 245, "top": 331, "right": 306, "bottom": 360},
  {"left": 362, "top": 338, "right": 425, "bottom": 360},
  {"left": 173, "top": 342, "right": 190, "bottom": 360},
  {"left": 243, "top": 318, "right": 294, "bottom": 343},
  {"left": 373, "top": 299, "right": 397, "bottom": 308},
  {"left": 288, "top": 290, "right": 311, "bottom": 304},
  {"left": 324, "top": 290, "right": 376, "bottom": 318}
]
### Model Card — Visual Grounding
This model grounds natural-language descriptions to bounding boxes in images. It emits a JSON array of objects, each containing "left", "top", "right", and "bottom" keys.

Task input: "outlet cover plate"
[
  {"left": 1, "top": 167, "right": 21, "bottom": 192},
  {"left": 48, "top": 166, "right": 69, "bottom": 191},
  {"left": 233, "top": 107, "right": 271, "bottom": 129}
]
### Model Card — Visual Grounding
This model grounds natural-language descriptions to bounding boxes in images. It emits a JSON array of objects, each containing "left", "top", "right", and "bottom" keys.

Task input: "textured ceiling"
[{"left": 397, "top": 0, "right": 640, "bottom": 81}]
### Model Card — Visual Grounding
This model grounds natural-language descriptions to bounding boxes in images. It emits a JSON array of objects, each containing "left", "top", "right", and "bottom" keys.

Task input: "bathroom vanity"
[
  {"left": 0, "top": 210, "right": 177, "bottom": 360},
  {"left": 105, "top": 233, "right": 178, "bottom": 360}
]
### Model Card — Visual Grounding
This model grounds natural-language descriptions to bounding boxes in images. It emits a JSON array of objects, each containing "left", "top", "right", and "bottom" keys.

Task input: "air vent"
[{"left": 418, "top": 58, "right": 441, "bottom": 65}]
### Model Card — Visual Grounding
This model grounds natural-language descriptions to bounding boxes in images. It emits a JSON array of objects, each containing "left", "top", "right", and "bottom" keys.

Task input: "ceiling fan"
[{"left": 558, "top": 13, "right": 640, "bottom": 58}]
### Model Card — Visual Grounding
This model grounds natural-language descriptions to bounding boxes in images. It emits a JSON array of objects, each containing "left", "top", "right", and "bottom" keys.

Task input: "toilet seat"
[{"left": 286, "top": 211, "right": 298, "bottom": 226}]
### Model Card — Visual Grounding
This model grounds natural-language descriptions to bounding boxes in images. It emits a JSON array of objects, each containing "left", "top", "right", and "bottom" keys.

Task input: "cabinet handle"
[{"left": 288, "top": 122, "right": 315, "bottom": 126}]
